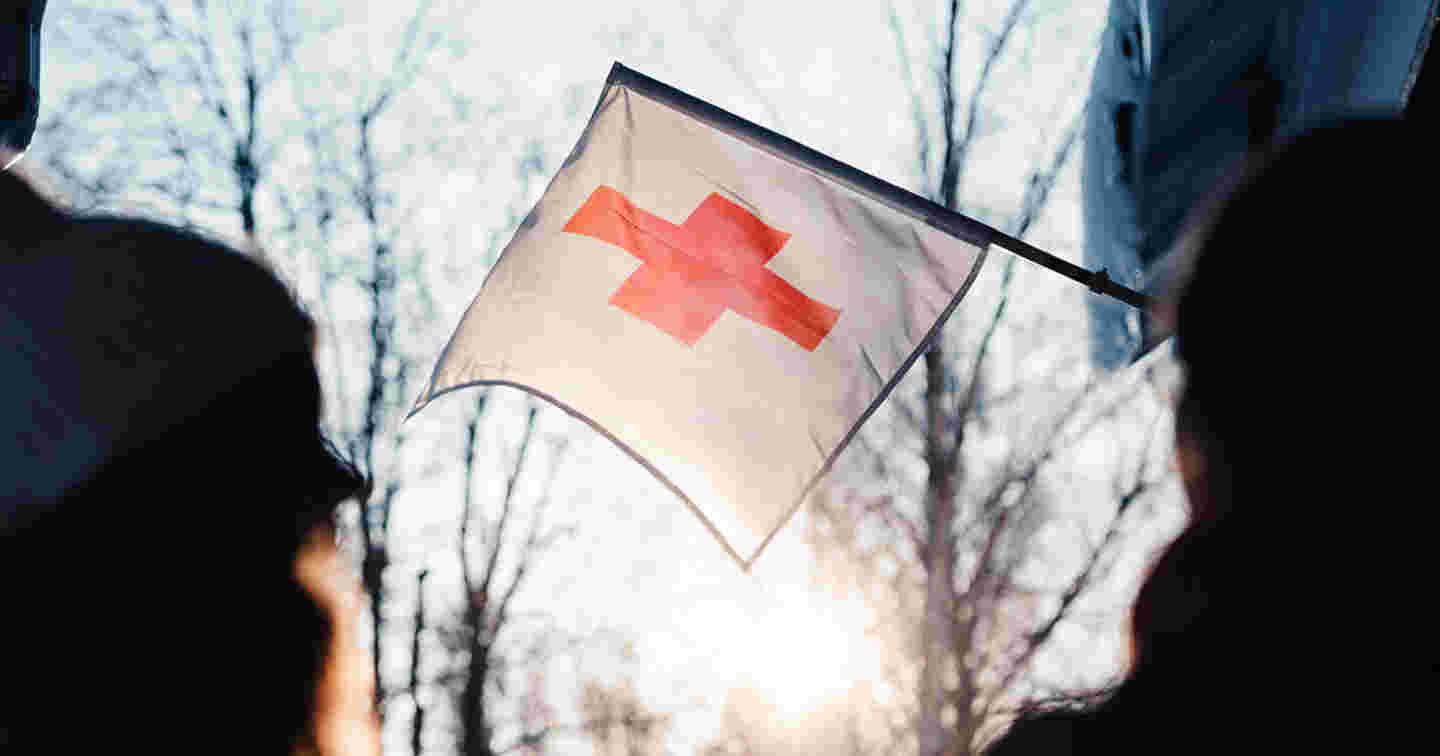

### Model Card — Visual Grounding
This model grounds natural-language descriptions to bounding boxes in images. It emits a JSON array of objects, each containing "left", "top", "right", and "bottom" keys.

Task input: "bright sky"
[{"left": 30, "top": 1, "right": 1182, "bottom": 753}]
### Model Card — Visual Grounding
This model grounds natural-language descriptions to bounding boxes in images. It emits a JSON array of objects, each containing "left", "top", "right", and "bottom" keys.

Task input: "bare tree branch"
[
  {"left": 984, "top": 468, "right": 1155, "bottom": 713},
  {"left": 411, "top": 568, "right": 430, "bottom": 756},
  {"left": 686, "top": 1, "right": 786, "bottom": 129},
  {"left": 889, "top": 2, "right": 932, "bottom": 187},
  {"left": 476, "top": 404, "right": 539, "bottom": 607}
]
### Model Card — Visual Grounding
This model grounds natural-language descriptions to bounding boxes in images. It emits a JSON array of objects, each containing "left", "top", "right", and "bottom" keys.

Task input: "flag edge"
[
  {"left": 407, "top": 377, "right": 755, "bottom": 572},
  {"left": 409, "top": 84, "right": 631, "bottom": 423},
  {"left": 607, "top": 62, "right": 995, "bottom": 250},
  {"left": 741, "top": 243, "right": 992, "bottom": 570}
]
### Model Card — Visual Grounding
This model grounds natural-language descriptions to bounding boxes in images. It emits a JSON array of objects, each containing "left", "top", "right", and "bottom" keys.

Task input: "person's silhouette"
[
  {"left": 1, "top": 169, "right": 379, "bottom": 755},
  {"left": 988, "top": 118, "right": 1438, "bottom": 754}
]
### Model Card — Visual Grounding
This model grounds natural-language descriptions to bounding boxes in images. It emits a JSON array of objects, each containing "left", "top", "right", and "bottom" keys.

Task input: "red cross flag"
[{"left": 412, "top": 64, "right": 992, "bottom": 569}]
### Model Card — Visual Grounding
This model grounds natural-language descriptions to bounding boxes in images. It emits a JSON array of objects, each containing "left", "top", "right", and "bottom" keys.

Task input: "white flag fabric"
[{"left": 412, "top": 64, "right": 989, "bottom": 568}]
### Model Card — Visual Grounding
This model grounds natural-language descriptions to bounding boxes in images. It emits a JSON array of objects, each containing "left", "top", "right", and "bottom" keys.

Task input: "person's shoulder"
[{"left": 983, "top": 709, "right": 1087, "bottom": 756}]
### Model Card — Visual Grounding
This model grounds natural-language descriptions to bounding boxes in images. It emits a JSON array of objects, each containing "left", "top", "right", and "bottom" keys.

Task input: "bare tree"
[
  {"left": 271, "top": 1, "right": 458, "bottom": 715},
  {"left": 685, "top": 1, "right": 786, "bottom": 130},
  {"left": 577, "top": 679, "right": 671, "bottom": 756},
  {"left": 347, "top": 58, "right": 416, "bottom": 712},
  {"left": 799, "top": 3, "right": 1175, "bottom": 755},
  {"left": 412, "top": 569, "right": 431, "bottom": 756},
  {"left": 31, "top": 0, "right": 332, "bottom": 232},
  {"left": 440, "top": 394, "right": 573, "bottom": 756}
]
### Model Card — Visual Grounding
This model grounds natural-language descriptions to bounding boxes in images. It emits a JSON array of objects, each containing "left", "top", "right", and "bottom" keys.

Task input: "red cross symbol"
[{"left": 563, "top": 185, "right": 841, "bottom": 351}]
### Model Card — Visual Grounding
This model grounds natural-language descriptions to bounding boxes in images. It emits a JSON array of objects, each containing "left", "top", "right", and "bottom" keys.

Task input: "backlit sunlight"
[{"left": 722, "top": 588, "right": 884, "bottom": 718}]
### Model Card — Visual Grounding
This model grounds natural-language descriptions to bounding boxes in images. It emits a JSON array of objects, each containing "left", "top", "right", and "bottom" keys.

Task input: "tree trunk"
[
  {"left": 918, "top": 349, "right": 959, "bottom": 756},
  {"left": 460, "top": 627, "right": 496, "bottom": 756},
  {"left": 411, "top": 569, "right": 428, "bottom": 756},
  {"left": 362, "top": 540, "right": 387, "bottom": 709}
]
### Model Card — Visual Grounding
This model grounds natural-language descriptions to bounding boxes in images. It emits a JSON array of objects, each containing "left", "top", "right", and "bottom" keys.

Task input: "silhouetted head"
[
  {"left": 1, "top": 169, "right": 376, "bottom": 754},
  {"left": 989, "top": 118, "right": 1437, "bottom": 753}
]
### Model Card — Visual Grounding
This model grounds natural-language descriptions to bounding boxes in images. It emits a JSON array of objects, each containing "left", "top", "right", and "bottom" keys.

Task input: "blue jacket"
[{"left": 1084, "top": 0, "right": 1437, "bottom": 366}]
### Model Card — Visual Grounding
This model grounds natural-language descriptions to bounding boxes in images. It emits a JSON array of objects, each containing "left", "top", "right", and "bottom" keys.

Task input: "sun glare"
[{"left": 726, "top": 589, "right": 882, "bottom": 717}]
